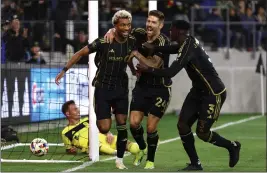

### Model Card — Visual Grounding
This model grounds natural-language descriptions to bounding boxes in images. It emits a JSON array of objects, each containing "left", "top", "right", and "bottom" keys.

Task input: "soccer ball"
[{"left": 30, "top": 138, "right": 49, "bottom": 156}]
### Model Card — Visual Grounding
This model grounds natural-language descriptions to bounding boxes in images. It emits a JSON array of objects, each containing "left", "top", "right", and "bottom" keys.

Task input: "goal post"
[
  {"left": 88, "top": 0, "right": 99, "bottom": 162},
  {"left": 87, "top": 0, "right": 158, "bottom": 162},
  {"left": 149, "top": 0, "right": 157, "bottom": 11}
]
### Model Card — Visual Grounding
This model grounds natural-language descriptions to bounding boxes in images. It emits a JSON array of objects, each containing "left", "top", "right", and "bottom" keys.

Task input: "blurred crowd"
[
  {"left": 159, "top": 0, "right": 267, "bottom": 51},
  {"left": 1, "top": 0, "right": 266, "bottom": 64}
]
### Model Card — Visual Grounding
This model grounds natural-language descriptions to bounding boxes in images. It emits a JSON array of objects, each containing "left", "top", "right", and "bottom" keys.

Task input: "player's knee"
[
  {"left": 147, "top": 114, "right": 160, "bottom": 133},
  {"left": 97, "top": 124, "right": 110, "bottom": 134},
  {"left": 177, "top": 121, "right": 190, "bottom": 135},
  {"left": 147, "top": 124, "right": 157, "bottom": 134},
  {"left": 97, "top": 122, "right": 110, "bottom": 134},
  {"left": 98, "top": 127, "right": 110, "bottom": 134},
  {"left": 196, "top": 131, "right": 210, "bottom": 142},
  {"left": 130, "top": 121, "right": 140, "bottom": 129},
  {"left": 130, "top": 111, "right": 143, "bottom": 129},
  {"left": 115, "top": 114, "right": 127, "bottom": 125},
  {"left": 97, "top": 119, "right": 112, "bottom": 134},
  {"left": 130, "top": 124, "right": 143, "bottom": 137}
]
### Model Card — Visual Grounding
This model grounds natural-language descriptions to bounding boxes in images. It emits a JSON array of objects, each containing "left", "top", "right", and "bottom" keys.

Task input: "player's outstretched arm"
[
  {"left": 137, "top": 37, "right": 195, "bottom": 77},
  {"left": 142, "top": 42, "right": 179, "bottom": 55},
  {"left": 55, "top": 46, "right": 89, "bottom": 85},
  {"left": 129, "top": 50, "right": 163, "bottom": 68},
  {"left": 137, "top": 60, "right": 181, "bottom": 77}
]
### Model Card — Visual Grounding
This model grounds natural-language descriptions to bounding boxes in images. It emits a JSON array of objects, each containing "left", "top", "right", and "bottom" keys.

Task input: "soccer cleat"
[
  {"left": 228, "top": 141, "right": 241, "bottom": 168},
  {"left": 115, "top": 160, "right": 128, "bottom": 170},
  {"left": 144, "top": 161, "right": 155, "bottom": 169},
  {"left": 133, "top": 148, "right": 147, "bottom": 166},
  {"left": 179, "top": 163, "right": 203, "bottom": 171}
]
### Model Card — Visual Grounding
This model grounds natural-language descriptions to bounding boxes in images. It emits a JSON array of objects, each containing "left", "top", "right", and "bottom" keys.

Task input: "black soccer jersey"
[
  {"left": 88, "top": 36, "right": 136, "bottom": 90},
  {"left": 148, "top": 36, "right": 225, "bottom": 95},
  {"left": 131, "top": 28, "right": 172, "bottom": 87}
]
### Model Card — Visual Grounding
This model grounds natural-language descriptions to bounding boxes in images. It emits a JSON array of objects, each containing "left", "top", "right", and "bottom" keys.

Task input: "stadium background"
[{"left": 0, "top": 0, "right": 266, "bottom": 172}]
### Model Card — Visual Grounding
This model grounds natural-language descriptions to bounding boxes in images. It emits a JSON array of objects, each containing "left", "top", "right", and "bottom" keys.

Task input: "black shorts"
[
  {"left": 179, "top": 88, "right": 227, "bottom": 133},
  {"left": 94, "top": 87, "right": 129, "bottom": 120},
  {"left": 130, "top": 84, "right": 171, "bottom": 118}
]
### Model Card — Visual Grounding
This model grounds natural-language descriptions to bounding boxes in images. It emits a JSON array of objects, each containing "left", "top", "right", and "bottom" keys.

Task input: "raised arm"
[
  {"left": 138, "top": 37, "right": 196, "bottom": 78},
  {"left": 55, "top": 38, "right": 101, "bottom": 85},
  {"left": 65, "top": 46, "right": 90, "bottom": 70},
  {"left": 55, "top": 46, "right": 89, "bottom": 85}
]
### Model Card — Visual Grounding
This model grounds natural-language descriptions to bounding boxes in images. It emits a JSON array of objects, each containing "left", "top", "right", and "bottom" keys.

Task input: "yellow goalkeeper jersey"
[{"left": 61, "top": 117, "right": 107, "bottom": 153}]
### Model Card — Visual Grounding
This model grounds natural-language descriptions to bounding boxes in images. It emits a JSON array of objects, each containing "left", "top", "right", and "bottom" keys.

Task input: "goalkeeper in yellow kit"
[{"left": 61, "top": 100, "right": 140, "bottom": 155}]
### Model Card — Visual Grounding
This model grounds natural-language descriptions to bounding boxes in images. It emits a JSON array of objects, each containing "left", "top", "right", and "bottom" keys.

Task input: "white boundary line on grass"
[
  {"left": 62, "top": 115, "right": 264, "bottom": 172},
  {"left": 0, "top": 159, "right": 82, "bottom": 163},
  {"left": 1, "top": 143, "right": 64, "bottom": 151}
]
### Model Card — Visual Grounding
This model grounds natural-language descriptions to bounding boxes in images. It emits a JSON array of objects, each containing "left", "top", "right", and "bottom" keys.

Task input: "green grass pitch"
[{"left": 1, "top": 114, "right": 266, "bottom": 172}]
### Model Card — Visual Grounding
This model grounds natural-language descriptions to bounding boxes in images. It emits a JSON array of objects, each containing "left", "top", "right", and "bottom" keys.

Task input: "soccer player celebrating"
[
  {"left": 138, "top": 20, "right": 241, "bottom": 171},
  {"left": 105, "top": 10, "right": 171, "bottom": 169},
  {"left": 55, "top": 10, "right": 136, "bottom": 169},
  {"left": 61, "top": 100, "right": 140, "bottom": 156}
]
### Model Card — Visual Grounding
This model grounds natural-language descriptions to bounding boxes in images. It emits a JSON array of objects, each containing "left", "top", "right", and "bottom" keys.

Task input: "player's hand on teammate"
[
  {"left": 104, "top": 28, "right": 115, "bottom": 43},
  {"left": 106, "top": 132, "right": 114, "bottom": 144},
  {"left": 55, "top": 71, "right": 65, "bottom": 85},
  {"left": 142, "top": 42, "right": 155, "bottom": 56}
]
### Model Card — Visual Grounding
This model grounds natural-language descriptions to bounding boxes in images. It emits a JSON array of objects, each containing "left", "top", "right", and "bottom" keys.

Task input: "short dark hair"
[
  {"left": 148, "top": 10, "right": 165, "bottom": 22},
  {"left": 171, "top": 20, "right": 190, "bottom": 31},
  {"left": 62, "top": 100, "right": 75, "bottom": 115}
]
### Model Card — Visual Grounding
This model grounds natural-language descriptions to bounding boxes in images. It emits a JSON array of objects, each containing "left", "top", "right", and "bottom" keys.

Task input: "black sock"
[
  {"left": 147, "top": 131, "right": 159, "bottom": 162},
  {"left": 130, "top": 125, "right": 146, "bottom": 150},
  {"left": 116, "top": 124, "right": 128, "bottom": 158},
  {"left": 180, "top": 132, "right": 200, "bottom": 165},
  {"left": 208, "top": 131, "right": 232, "bottom": 149}
]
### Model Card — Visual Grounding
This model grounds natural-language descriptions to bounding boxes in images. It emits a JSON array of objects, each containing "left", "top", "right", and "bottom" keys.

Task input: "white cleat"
[{"left": 116, "top": 160, "right": 128, "bottom": 170}]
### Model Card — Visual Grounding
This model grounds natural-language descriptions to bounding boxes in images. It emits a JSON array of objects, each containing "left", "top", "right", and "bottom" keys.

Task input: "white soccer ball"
[{"left": 30, "top": 138, "right": 49, "bottom": 156}]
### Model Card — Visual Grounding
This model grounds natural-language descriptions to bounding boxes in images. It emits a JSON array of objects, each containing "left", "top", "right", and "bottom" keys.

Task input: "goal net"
[{"left": 0, "top": 0, "right": 158, "bottom": 165}]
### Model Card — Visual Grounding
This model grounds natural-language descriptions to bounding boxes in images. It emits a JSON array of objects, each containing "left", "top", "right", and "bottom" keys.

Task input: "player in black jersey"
[
  {"left": 55, "top": 10, "right": 136, "bottom": 169},
  {"left": 105, "top": 10, "right": 171, "bottom": 169},
  {"left": 138, "top": 20, "right": 241, "bottom": 171}
]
